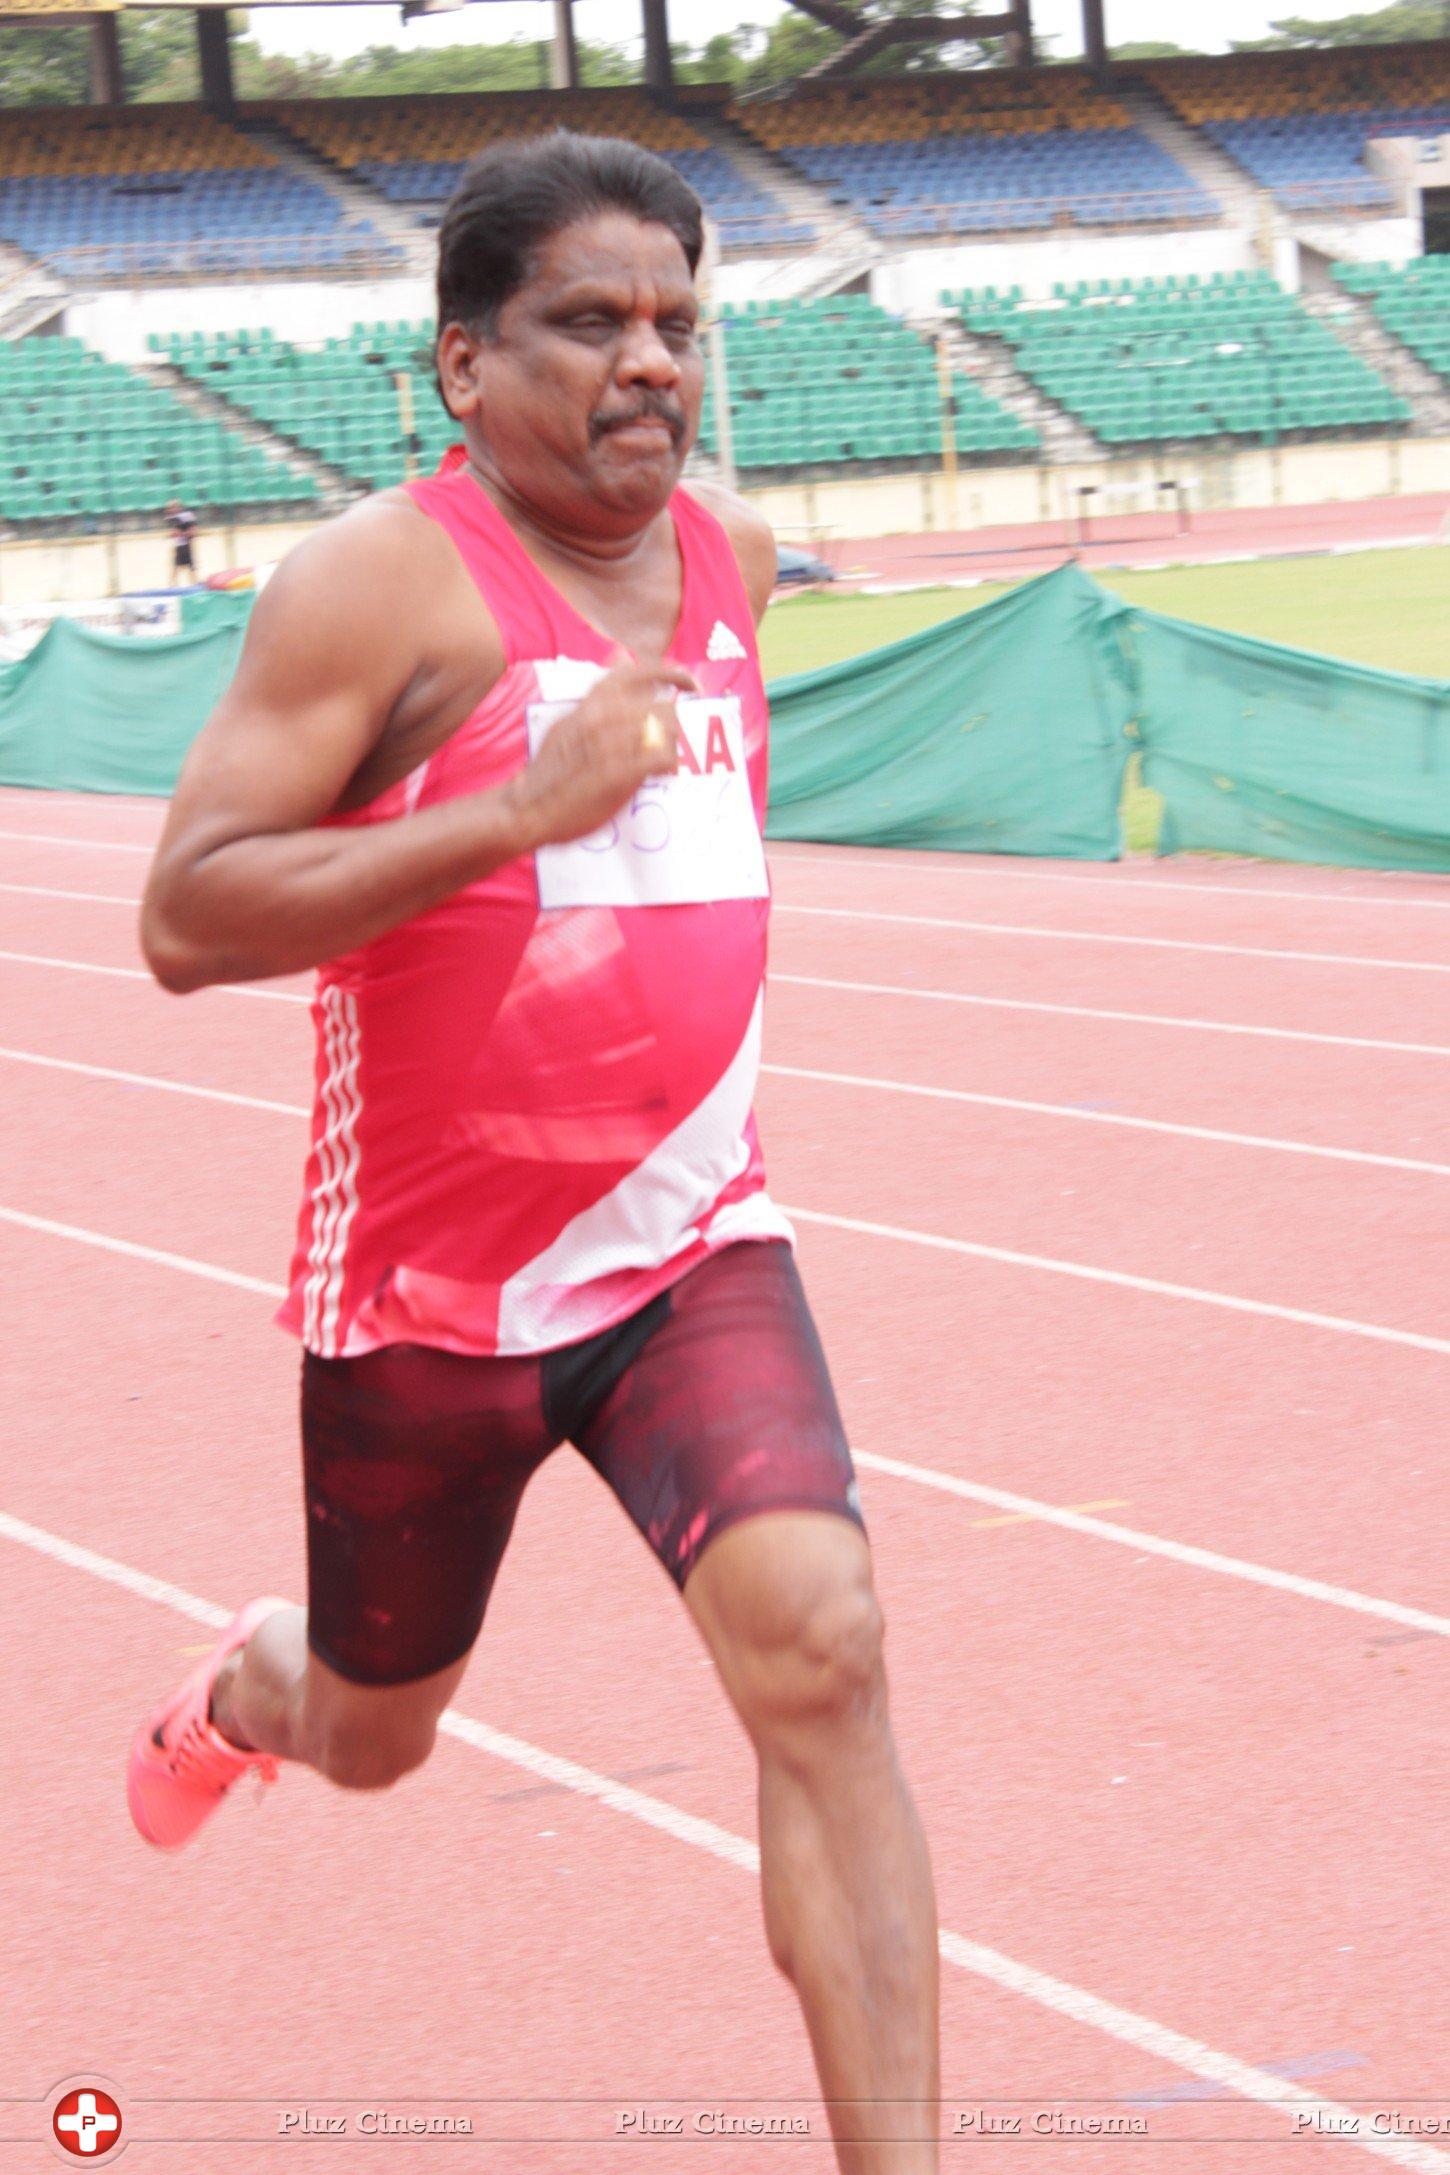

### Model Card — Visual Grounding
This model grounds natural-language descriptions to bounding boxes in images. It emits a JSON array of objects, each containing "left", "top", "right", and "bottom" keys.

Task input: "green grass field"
[{"left": 759, "top": 545, "right": 1450, "bottom": 853}]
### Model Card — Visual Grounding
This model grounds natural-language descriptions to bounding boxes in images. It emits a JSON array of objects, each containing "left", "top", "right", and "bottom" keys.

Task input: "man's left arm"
[{"left": 689, "top": 480, "right": 777, "bottom": 629}]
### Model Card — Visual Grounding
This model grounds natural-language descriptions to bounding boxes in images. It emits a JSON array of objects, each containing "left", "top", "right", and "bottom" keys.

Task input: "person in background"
[{"left": 166, "top": 500, "right": 198, "bottom": 583}]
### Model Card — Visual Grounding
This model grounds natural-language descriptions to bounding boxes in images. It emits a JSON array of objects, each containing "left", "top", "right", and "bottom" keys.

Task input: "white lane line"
[
  {"left": 0, "top": 881, "right": 138, "bottom": 906},
  {"left": 2, "top": 1196, "right": 1445, "bottom": 1635},
  {"left": 850, "top": 1453, "right": 1450, "bottom": 1639},
  {"left": 3, "top": 1508, "right": 1445, "bottom": 2173},
  {"left": 1, "top": 969, "right": 1446, "bottom": 1348},
  {"left": 774, "top": 971, "right": 1450, "bottom": 1061},
  {"left": 770, "top": 849, "right": 1450, "bottom": 914},
  {"left": 784, "top": 1205, "right": 1450, "bottom": 1359},
  {"left": 764, "top": 1061, "right": 1450, "bottom": 1179},
  {"left": 0, "top": 947, "right": 156, "bottom": 985},
  {"left": 4, "top": 820, "right": 1446, "bottom": 919},
  {"left": 0, "top": 1046, "right": 308, "bottom": 1117},
  {"left": 0, "top": 948, "right": 307, "bottom": 1003},
  {"left": 0, "top": 1206, "right": 283, "bottom": 1297},
  {"left": 6, "top": 1040, "right": 1432, "bottom": 1185},
  {"left": 0, "top": 828, "right": 151, "bottom": 852},
  {"left": 2, "top": 1031, "right": 1445, "bottom": 1355},
  {"left": 777, "top": 903, "right": 1450, "bottom": 975},
  {"left": 2, "top": 942, "right": 1443, "bottom": 1063}
]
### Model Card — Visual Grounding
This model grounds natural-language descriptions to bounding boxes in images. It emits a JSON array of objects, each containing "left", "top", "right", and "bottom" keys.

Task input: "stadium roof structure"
[{"left": 0, "top": 0, "right": 1119, "bottom": 112}]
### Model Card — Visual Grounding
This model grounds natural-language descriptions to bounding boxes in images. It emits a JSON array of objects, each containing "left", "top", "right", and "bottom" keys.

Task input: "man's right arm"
[
  {"left": 142, "top": 500, "right": 692, "bottom": 993},
  {"left": 142, "top": 499, "right": 520, "bottom": 991}
]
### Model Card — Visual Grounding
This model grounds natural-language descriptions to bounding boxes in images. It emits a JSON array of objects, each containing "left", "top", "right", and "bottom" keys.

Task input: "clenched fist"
[{"left": 504, "top": 659, "right": 698, "bottom": 851}]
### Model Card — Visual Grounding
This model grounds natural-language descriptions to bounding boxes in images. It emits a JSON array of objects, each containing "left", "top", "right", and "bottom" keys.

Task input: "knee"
[
  {"left": 306, "top": 1714, "right": 438, "bottom": 1793},
  {"left": 731, "top": 1577, "right": 887, "bottom": 1753}
]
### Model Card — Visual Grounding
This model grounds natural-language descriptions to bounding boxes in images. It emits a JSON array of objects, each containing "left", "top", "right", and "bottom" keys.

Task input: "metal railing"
[
  {"left": 12, "top": 233, "right": 412, "bottom": 286},
  {"left": 857, "top": 187, "right": 1220, "bottom": 236}
]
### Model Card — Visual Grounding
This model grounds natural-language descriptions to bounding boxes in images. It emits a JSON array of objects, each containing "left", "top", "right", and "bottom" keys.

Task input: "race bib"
[{"left": 527, "top": 690, "right": 768, "bottom": 910}]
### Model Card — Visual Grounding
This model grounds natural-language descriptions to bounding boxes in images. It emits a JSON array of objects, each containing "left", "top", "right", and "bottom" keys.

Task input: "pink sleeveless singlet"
[{"left": 276, "top": 462, "right": 792, "bottom": 1360}]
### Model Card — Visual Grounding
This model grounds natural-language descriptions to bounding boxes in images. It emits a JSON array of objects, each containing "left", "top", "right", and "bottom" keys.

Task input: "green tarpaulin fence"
[
  {"left": 178, "top": 588, "right": 257, "bottom": 638},
  {"left": 765, "top": 564, "right": 1133, "bottom": 860},
  {"left": 0, "top": 612, "right": 248, "bottom": 797},
  {"left": 3, "top": 564, "right": 1448, "bottom": 871},
  {"left": 1122, "top": 607, "right": 1450, "bottom": 871}
]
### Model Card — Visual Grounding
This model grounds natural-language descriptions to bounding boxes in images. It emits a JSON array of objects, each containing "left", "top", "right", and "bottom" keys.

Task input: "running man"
[{"left": 129, "top": 135, "right": 939, "bottom": 2173}]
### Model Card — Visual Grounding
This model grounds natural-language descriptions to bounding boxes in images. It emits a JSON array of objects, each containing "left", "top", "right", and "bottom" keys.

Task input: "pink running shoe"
[{"left": 128, "top": 1597, "right": 290, "bottom": 1849}]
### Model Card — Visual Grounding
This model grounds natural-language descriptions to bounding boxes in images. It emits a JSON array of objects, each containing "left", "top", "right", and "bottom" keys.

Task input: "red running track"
[{"left": 2, "top": 793, "right": 1448, "bottom": 2173}]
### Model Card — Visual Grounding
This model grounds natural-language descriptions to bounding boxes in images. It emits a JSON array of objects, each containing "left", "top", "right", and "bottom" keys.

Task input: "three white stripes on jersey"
[
  {"left": 303, "top": 985, "right": 362, "bottom": 1355},
  {"left": 305, "top": 637, "right": 743, "bottom": 1351}
]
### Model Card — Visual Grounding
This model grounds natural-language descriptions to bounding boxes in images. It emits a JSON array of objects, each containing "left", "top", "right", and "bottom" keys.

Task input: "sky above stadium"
[{"left": 249, "top": 0, "right": 1383, "bottom": 64}]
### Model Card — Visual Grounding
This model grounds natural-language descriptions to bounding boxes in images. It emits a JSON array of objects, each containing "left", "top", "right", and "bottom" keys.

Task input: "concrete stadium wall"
[
  {"left": 746, "top": 435, "right": 1450, "bottom": 544},
  {"left": 68, "top": 278, "right": 434, "bottom": 365},
  {"left": 1292, "top": 216, "right": 1419, "bottom": 269},
  {"left": 2, "top": 439, "right": 1446, "bottom": 608},
  {"left": 0, "top": 519, "right": 316, "bottom": 608},
  {"left": 67, "top": 232, "right": 1262, "bottom": 367},
  {"left": 870, "top": 226, "right": 1258, "bottom": 314}
]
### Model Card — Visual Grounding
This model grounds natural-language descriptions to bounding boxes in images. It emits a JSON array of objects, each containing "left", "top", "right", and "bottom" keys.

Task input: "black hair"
[{"left": 435, "top": 131, "right": 704, "bottom": 345}]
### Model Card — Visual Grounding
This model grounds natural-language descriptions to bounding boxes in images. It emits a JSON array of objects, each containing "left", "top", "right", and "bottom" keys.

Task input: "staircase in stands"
[
  {"left": 140, "top": 359, "right": 359, "bottom": 506},
  {"left": 692, "top": 110, "right": 883, "bottom": 301},
  {"left": 929, "top": 317, "right": 1103, "bottom": 465},
  {"left": 0, "top": 243, "right": 70, "bottom": 341},
  {"left": 238, "top": 120, "right": 435, "bottom": 278},
  {"left": 1297, "top": 265, "right": 1450, "bottom": 436},
  {"left": 1117, "top": 77, "right": 1281, "bottom": 264}
]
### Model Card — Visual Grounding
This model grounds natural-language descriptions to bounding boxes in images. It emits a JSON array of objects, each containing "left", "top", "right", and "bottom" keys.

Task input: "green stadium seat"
[{"left": 947, "top": 272, "right": 1409, "bottom": 447}]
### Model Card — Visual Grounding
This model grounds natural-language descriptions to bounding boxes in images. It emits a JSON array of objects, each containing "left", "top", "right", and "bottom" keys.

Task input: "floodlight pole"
[
  {"left": 699, "top": 220, "right": 736, "bottom": 491},
  {"left": 935, "top": 336, "right": 959, "bottom": 526},
  {"left": 707, "top": 317, "right": 736, "bottom": 492},
  {"left": 394, "top": 371, "right": 420, "bottom": 482}
]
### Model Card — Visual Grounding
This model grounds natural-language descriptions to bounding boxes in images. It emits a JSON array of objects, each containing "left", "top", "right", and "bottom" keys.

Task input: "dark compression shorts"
[{"left": 300, "top": 1241, "right": 863, "bottom": 1686}]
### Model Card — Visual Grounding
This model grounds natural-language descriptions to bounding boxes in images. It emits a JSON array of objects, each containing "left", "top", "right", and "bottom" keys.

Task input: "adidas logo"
[{"left": 706, "top": 620, "right": 748, "bottom": 663}]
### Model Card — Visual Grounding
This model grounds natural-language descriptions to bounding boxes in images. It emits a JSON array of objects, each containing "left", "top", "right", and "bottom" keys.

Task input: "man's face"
[{"left": 439, "top": 211, "right": 704, "bottom": 532}]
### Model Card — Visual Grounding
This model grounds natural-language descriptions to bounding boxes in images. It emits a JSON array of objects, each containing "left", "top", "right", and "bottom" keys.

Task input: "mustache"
[{"left": 590, "top": 393, "right": 687, "bottom": 446}]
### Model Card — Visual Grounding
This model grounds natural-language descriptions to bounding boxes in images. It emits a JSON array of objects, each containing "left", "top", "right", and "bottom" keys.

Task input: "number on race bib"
[{"left": 527, "top": 694, "right": 767, "bottom": 910}]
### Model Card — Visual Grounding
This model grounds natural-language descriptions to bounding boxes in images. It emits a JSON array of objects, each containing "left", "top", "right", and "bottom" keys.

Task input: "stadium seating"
[
  {"left": 1144, "top": 51, "right": 1450, "bottom": 213},
  {"left": 257, "top": 92, "right": 814, "bottom": 253},
  {"left": 0, "top": 105, "right": 404, "bottom": 281},
  {"left": 152, "top": 321, "right": 455, "bottom": 490},
  {"left": 943, "top": 271, "right": 1410, "bottom": 445},
  {"left": 0, "top": 335, "right": 317, "bottom": 526},
  {"left": 733, "top": 73, "right": 1217, "bottom": 238},
  {"left": 1334, "top": 257, "right": 1450, "bottom": 388},
  {"left": 154, "top": 301, "right": 1034, "bottom": 484},
  {"left": 699, "top": 295, "right": 1037, "bottom": 470}
]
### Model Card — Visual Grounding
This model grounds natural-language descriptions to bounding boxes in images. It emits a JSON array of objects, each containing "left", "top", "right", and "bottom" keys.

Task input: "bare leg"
[
  {"left": 210, "top": 1609, "right": 470, "bottom": 1791},
  {"left": 686, "top": 1514, "right": 939, "bottom": 2175}
]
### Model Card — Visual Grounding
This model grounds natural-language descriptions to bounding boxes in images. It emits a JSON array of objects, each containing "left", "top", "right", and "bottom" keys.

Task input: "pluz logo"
[{"left": 51, "top": 2085, "right": 123, "bottom": 2159}]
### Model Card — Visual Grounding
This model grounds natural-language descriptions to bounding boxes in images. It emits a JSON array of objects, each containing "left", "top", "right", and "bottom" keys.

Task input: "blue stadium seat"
[
  {"left": 1206, "top": 106, "right": 1450, "bottom": 211},
  {"left": 783, "top": 129, "right": 1216, "bottom": 238}
]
